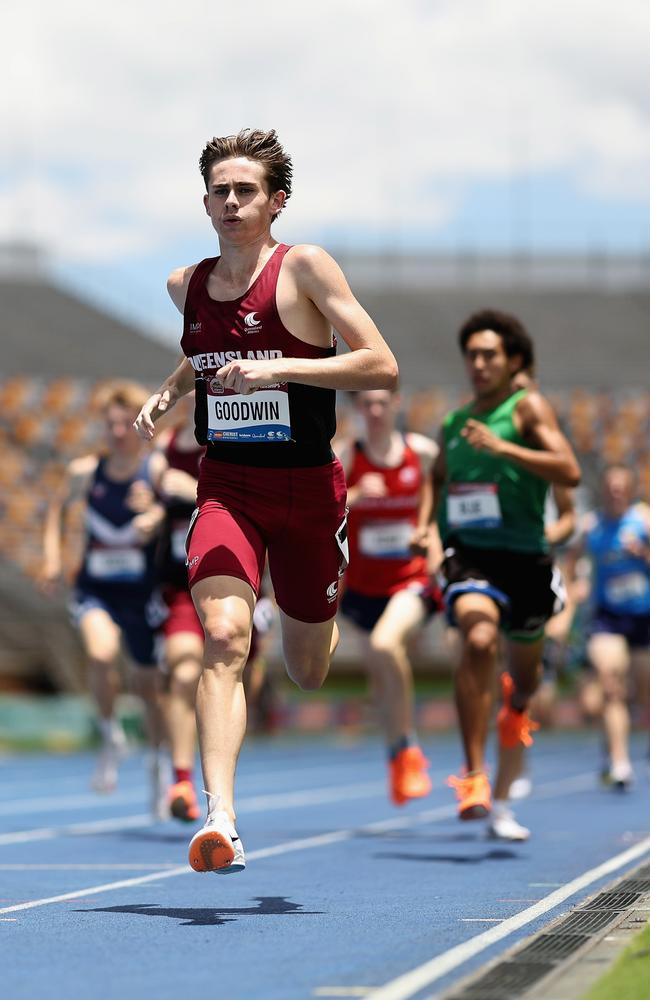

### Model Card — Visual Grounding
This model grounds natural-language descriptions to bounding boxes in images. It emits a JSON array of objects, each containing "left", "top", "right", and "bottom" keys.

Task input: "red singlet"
[{"left": 345, "top": 438, "right": 428, "bottom": 597}]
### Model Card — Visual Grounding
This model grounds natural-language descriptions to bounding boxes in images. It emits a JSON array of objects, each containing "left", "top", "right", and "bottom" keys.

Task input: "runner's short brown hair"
[
  {"left": 94, "top": 379, "right": 150, "bottom": 415},
  {"left": 199, "top": 129, "right": 292, "bottom": 218}
]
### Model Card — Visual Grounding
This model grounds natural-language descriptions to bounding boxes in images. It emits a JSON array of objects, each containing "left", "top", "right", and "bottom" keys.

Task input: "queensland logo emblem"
[
  {"left": 243, "top": 311, "right": 262, "bottom": 332},
  {"left": 209, "top": 377, "right": 224, "bottom": 394},
  {"left": 326, "top": 580, "right": 339, "bottom": 603}
]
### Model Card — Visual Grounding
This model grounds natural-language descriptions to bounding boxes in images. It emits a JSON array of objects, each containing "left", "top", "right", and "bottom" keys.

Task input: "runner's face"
[
  {"left": 602, "top": 469, "right": 634, "bottom": 516},
  {"left": 203, "top": 158, "right": 285, "bottom": 243},
  {"left": 356, "top": 390, "right": 398, "bottom": 433},
  {"left": 463, "top": 330, "right": 517, "bottom": 398},
  {"left": 104, "top": 405, "right": 140, "bottom": 455}
]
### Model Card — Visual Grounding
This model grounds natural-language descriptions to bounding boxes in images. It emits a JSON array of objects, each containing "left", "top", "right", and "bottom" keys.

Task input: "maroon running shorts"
[{"left": 186, "top": 457, "right": 348, "bottom": 623}]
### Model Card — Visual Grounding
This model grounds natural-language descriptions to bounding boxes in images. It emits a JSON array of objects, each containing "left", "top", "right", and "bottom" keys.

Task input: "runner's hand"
[
  {"left": 354, "top": 473, "right": 387, "bottom": 501},
  {"left": 133, "top": 388, "right": 177, "bottom": 439},
  {"left": 216, "top": 359, "right": 283, "bottom": 395},
  {"left": 126, "top": 479, "right": 156, "bottom": 513},
  {"left": 409, "top": 525, "right": 430, "bottom": 555},
  {"left": 461, "top": 419, "right": 503, "bottom": 455},
  {"left": 160, "top": 468, "right": 198, "bottom": 504}
]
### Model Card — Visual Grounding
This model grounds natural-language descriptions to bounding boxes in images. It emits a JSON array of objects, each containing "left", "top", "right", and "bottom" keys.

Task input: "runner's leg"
[
  {"left": 192, "top": 575, "right": 255, "bottom": 823},
  {"left": 453, "top": 592, "right": 501, "bottom": 774},
  {"left": 166, "top": 632, "right": 203, "bottom": 772},
  {"left": 494, "top": 637, "right": 543, "bottom": 801},
  {"left": 279, "top": 612, "right": 337, "bottom": 690},
  {"left": 588, "top": 632, "right": 631, "bottom": 776},
  {"left": 78, "top": 608, "right": 122, "bottom": 722}
]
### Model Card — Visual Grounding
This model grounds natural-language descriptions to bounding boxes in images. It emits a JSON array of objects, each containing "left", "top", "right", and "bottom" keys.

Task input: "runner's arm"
[
  {"left": 133, "top": 356, "right": 195, "bottom": 440},
  {"left": 461, "top": 392, "right": 580, "bottom": 486},
  {"left": 408, "top": 432, "right": 438, "bottom": 540},
  {"left": 546, "top": 485, "right": 577, "bottom": 547},
  {"left": 41, "top": 455, "right": 98, "bottom": 590},
  {"left": 218, "top": 247, "right": 398, "bottom": 392}
]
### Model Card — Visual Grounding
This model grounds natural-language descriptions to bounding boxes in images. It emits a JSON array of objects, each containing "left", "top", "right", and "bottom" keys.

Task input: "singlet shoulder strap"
[{"left": 185, "top": 257, "right": 219, "bottom": 307}]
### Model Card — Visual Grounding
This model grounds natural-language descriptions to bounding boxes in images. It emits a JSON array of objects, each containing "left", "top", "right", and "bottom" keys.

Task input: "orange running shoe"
[
  {"left": 497, "top": 672, "right": 539, "bottom": 750},
  {"left": 446, "top": 770, "right": 492, "bottom": 820},
  {"left": 188, "top": 809, "right": 245, "bottom": 874},
  {"left": 389, "top": 746, "right": 432, "bottom": 806},
  {"left": 168, "top": 780, "right": 201, "bottom": 823}
]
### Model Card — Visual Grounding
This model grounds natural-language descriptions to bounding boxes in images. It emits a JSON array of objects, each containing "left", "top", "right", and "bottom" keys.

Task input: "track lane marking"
[
  {"left": 364, "top": 834, "right": 650, "bottom": 999},
  {"left": 0, "top": 803, "right": 459, "bottom": 915},
  {"left": 0, "top": 769, "right": 606, "bottom": 916}
]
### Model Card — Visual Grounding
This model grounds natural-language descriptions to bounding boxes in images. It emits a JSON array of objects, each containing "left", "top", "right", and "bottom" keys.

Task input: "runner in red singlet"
[
  {"left": 134, "top": 129, "right": 397, "bottom": 874},
  {"left": 154, "top": 397, "right": 206, "bottom": 823},
  {"left": 337, "top": 389, "right": 441, "bottom": 805},
  {"left": 154, "top": 398, "right": 277, "bottom": 823}
]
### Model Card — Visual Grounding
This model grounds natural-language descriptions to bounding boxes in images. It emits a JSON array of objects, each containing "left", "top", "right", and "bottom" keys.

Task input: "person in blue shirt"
[{"left": 567, "top": 464, "right": 650, "bottom": 788}]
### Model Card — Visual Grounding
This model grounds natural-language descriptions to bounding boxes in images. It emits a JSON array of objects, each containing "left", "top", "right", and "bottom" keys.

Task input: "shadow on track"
[
  {"left": 373, "top": 848, "right": 520, "bottom": 864},
  {"left": 77, "top": 895, "right": 322, "bottom": 927}
]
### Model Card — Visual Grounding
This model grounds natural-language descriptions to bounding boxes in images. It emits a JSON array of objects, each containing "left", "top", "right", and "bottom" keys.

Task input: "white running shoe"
[
  {"left": 149, "top": 752, "right": 171, "bottom": 821},
  {"left": 509, "top": 776, "right": 533, "bottom": 801},
  {"left": 487, "top": 804, "right": 530, "bottom": 842},
  {"left": 91, "top": 725, "right": 127, "bottom": 793},
  {"left": 188, "top": 798, "right": 246, "bottom": 874},
  {"left": 609, "top": 761, "right": 634, "bottom": 790}
]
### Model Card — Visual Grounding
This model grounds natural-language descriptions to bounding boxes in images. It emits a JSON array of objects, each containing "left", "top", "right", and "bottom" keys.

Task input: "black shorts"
[
  {"left": 591, "top": 608, "right": 650, "bottom": 649},
  {"left": 69, "top": 588, "right": 166, "bottom": 667},
  {"left": 340, "top": 582, "right": 441, "bottom": 634},
  {"left": 441, "top": 543, "right": 565, "bottom": 642}
]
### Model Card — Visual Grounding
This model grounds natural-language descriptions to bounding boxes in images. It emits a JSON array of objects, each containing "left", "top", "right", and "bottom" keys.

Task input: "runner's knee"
[
  {"left": 463, "top": 620, "right": 498, "bottom": 658},
  {"left": 202, "top": 613, "right": 250, "bottom": 672}
]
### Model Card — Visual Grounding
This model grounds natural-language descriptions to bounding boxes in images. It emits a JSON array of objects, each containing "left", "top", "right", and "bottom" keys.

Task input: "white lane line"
[
  {"left": 0, "top": 803, "right": 458, "bottom": 916},
  {"left": 365, "top": 834, "right": 650, "bottom": 1000},
  {"left": 0, "top": 864, "right": 181, "bottom": 871},
  {"left": 0, "top": 769, "right": 599, "bottom": 849},
  {"left": 0, "top": 791, "right": 148, "bottom": 818},
  {"left": 0, "top": 782, "right": 387, "bottom": 846},
  {"left": 0, "top": 814, "right": 152, "bottom": 846},
  {"left": 0, "top": 767, "right": 628, "bottom": 918}
]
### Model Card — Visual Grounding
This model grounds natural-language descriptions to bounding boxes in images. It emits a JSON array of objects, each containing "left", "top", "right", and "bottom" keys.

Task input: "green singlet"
[{"left": 437, "top": 389, "right": 548, "bottom": 554}]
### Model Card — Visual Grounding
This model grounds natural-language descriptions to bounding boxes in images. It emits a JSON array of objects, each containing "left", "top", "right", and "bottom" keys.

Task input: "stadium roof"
[{"left": 0, "top": 242, "right": 178, "bottom": 381}]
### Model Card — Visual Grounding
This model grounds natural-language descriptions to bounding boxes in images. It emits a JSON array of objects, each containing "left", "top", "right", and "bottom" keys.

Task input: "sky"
[{"left": 3, "top": 0, "right": 650, "bottom": 340}]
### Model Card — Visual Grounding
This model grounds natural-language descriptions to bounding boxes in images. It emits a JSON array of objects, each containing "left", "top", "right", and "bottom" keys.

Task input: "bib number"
[
  {"left": 605, "top": 572, "right": 650, "bottom": 606},
  {"left": 87, "top": 548, "right": 146, "bottom": 581},
  {"left": 359, "top": 521, "right": 413, "bottom": 559},
  {"left": 206, "top": 383, "right": 291, "bottom": 443},
  {"left": 447, "top": 483, "right": 502, "bottom": 530}
]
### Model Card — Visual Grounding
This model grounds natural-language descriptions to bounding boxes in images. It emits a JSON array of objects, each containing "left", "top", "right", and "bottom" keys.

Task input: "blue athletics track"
[{"left": 1, "top": 731, "right": 649, "bottom": 999}]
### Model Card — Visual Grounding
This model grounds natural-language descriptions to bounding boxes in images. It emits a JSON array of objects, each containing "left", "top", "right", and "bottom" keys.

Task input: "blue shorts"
[
  {"left": 69, "top": 589, "right": 166, "bottom": 667},
  {"left": 339, "top": 582, "right": 441, "bottom": 634},
  {"left": 591, "top": 607, "right": 650, "bottom": 650}
]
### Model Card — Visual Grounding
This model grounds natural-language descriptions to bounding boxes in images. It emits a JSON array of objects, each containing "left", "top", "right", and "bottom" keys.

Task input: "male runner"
[
  {"left": 43, "top": 381, "right": 168, "bottom": 810},
  {"left": 134, "top": 129, "right": 397, "bottom": 873},
  {"left": 566, "top": 465, "right": 650, "bottom": 788},
  {"left": 433, "top": 309, "right": 580, "bottom": 840},
  {"left": 337, "top": 388, "right": 440, "bottom": 805}
]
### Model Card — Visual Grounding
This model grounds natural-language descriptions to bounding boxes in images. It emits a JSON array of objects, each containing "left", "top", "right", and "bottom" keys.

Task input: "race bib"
[
  {"left": 604, "top": 572, "right": 650, "bottom": 606},
  {"left": 359, "top": 521, "right": 413, "bottom": 559},
  {"left": 206, "top": 380, "right": 291, "bottom": 443},
  {"left": 86, "top": 548, "right": 146, "bottom": 581},
  {"left": 447, "top": 483, "right": 502, "bottom": 530}
]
